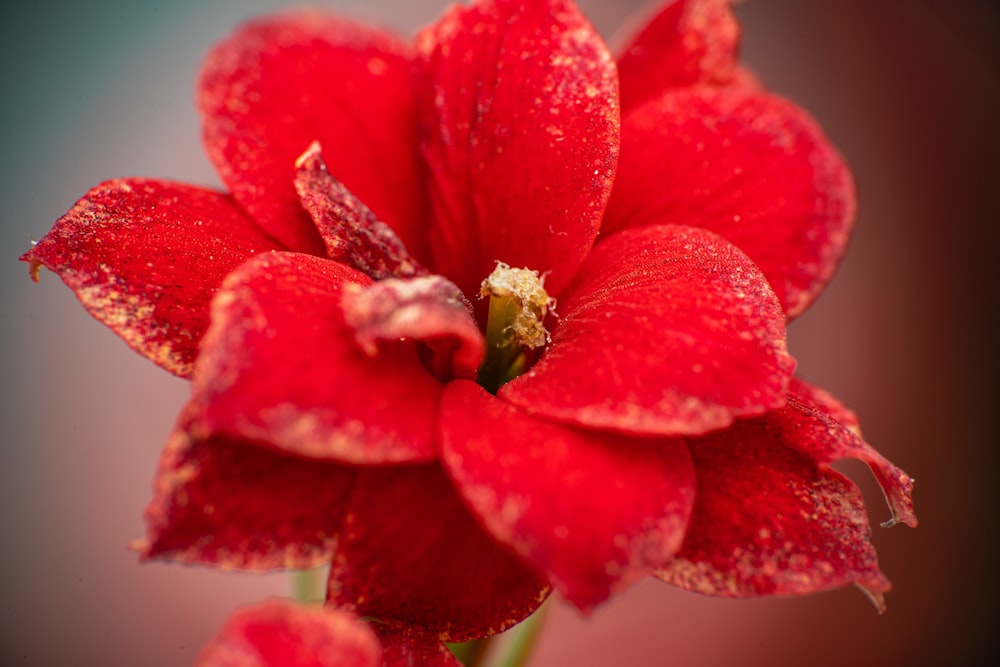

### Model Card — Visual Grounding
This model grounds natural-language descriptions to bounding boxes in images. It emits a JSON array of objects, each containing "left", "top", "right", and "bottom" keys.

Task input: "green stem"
[
  {"left": 448, "top": 600, "right": 549, "bottom": 667},
  {"left": 291, "top": 567, "right": 325, "bottom": 605},
  {"left": 448, "top": 637, "right": 492, "bottom": 666},
  {"left": 494, "top": 601, "right": 549, "bottom": 667}
]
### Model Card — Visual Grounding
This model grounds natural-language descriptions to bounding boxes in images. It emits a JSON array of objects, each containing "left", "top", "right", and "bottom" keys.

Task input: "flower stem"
[
  {"left": 290, "top": 567, "right": 325, "bottom": 605},
  {"left": 450, "top": 601, "right": 550, "bottom": 667},
  {"left": 448, "top": 637, "right": 492, "bottom": 666},
  {"left": 494, "top": 601, "right": 549, "bottom": 667}
]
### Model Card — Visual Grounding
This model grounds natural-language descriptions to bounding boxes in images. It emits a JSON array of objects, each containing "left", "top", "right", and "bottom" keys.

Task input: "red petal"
[
  {"left": 616, "top": 0, "right": 741, "bottom": 110},
  {"left": 501, "top": 224, "right": 795, "bottom": 436},
  {"left": 604, "top": 89, "right": 856, "bottom": 318},
  {"left": 441, "top": 381, "right": 695, "bottom": 611},
  {"left": 417, "top": 0, "right": 620, "bottom": 299},
  {"left": 196, "top": 599, "right": 381, "bottom": 667},
  {"left": 191, "top": 251, "right": 441, "bottom": 463},
  {"left": 375, "top": 628, "right": 461, "bottom": 667},
  {"left": 294, "top": 142, "right": 427, "bottom": 280},
  {"left": 656, "top": 400, "right": 914, "bottom": 611},
  {"left": 328, "top": 464, "right": 550, "bottom": 642},
  {"left": 342, "top": 276, "right": 484, "bottom": 381},
  {"left": 784, "top": 388, "right": 917, "bottom": 529},
  {"left": 200, "top": 12, "right": 428, "bottom": 260},
  {"left": 136, "top": 415, "right": 354, "bottom": 570},
  {"left": 21, "top": 179, "right": 281, "bottom": 378}
]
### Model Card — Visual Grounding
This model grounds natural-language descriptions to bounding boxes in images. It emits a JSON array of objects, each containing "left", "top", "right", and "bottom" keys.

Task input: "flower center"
[{"left": 477, "top": 262, "right": 554, "bottom": 394}]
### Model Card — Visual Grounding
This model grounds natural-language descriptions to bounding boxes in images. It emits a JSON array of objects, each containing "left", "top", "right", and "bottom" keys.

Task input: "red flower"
[
  {"left": 197, "top": 598, "right": 459, "bottom": 667},
  {"left": 22, "top": 0, "right": 915, "bottom": 644}
]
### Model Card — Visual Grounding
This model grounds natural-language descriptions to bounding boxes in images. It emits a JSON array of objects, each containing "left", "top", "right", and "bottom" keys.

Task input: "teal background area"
[{"left": 2, "top": 1, "right": 997, "bottom": 665}]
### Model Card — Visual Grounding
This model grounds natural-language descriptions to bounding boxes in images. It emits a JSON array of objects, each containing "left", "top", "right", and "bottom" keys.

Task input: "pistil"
[{"left": 477, "top": 262, "right": 554, "bottom": 394}]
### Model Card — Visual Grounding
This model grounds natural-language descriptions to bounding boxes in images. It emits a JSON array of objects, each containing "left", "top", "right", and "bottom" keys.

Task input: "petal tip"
[
  {"left": 855, "top": 580, "right": 890, "bottom": 615},
  {"left": 294, "top": 139, "right": 323, "bottom": 169},
  {"left": 21, "top": 247, "right": 43, "bottom": 282},
  {"left": 127, "top": 536, "right": 151, "bottom": 558},
  {"left": 881, "top": 475, "right": 918, "bottom": 529}
]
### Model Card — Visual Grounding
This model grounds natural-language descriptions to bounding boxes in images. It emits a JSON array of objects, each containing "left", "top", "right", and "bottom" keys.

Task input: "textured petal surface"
[
  {"left": 605, "top": 89, "right": 856, "bottom": 318},
  {"left": 295, "top": 142, "right": 427, "bottom": 280},
  {"left": 789, "top": 376, "right": 861, "bottom": 435},
  {"left": 328, "top": 464, "right": 550, "bottom": 642},
  {"left": 342, "top": 276, "right": 484, "bottom": 381},
  {"left": 616, "top": 0, "right": 740, "bottom": 110},
  {"left": 375, "top": 628, "right": 461, "bottom": 667},
  {"left": 191, "top": 252, "right": 441, "bottom": 463},
  {"left": 656, "top": 399, "right": 913, "bottom": 611},
  {"left": 501, "top": 224, "right": 795, "bottom": 436},
  {"left": 196, "top": 599, "right": 380, "bottom": 667},
  {"left": 137, "top": 416, "right": 353, "bottom": 570},
  {"left": 200, "top": 12, "right": 428, "bottom": 259},
  {"left": 417, "top": 0, "right": 619, "bottom": 299},
  {"left": 441, "top": 381, "right": 695, "bottom": 610},
  {"left": 21, "top": 178, "right": 281, "bottom": 378}
]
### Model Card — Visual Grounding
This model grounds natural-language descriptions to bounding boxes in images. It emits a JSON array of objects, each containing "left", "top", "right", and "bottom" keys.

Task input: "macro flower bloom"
[{"left": 23, "top": 0, "right": 916, "bottom": 649}]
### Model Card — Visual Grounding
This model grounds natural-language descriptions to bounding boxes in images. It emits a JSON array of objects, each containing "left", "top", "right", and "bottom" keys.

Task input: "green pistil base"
[{"left": 477, "top": 293, "right": 525, "bottom": 394}]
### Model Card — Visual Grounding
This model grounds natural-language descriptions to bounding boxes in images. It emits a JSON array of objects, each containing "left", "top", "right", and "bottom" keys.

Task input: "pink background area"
[{"left": 3, "top": 1, "right": 997, "bottom": 665}]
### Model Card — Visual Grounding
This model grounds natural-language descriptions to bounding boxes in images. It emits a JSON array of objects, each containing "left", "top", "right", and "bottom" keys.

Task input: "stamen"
[{"left": 477, "top": 262, "right": 554, "bottom": 393}]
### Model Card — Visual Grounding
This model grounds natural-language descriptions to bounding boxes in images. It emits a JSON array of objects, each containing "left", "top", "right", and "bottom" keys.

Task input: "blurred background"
[{"left": 2, "top": 0, "right": 997, "bottom": 665}]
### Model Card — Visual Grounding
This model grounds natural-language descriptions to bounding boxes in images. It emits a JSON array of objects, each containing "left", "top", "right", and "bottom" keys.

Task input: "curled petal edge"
[
  {"left": 786, "top": 385, "right": 917, "bottom": 529},
  {"left": 341, "top": 275, "right": 484, "bottom": 381},
  {"left": 295, "top": 141, "right": 427, "bottom": 280}
]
